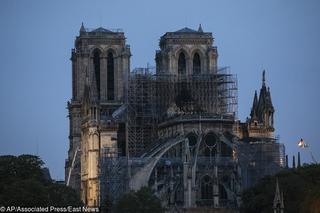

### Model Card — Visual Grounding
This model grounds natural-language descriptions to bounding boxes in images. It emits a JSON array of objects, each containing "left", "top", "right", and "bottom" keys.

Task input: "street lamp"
[{"left": 297, "top": 138, "right": 317, "bottom": 164}]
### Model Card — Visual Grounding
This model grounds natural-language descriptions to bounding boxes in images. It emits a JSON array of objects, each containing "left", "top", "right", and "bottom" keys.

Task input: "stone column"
[{"left": 183, "top": 139, "right": 192, "bottom": 208}]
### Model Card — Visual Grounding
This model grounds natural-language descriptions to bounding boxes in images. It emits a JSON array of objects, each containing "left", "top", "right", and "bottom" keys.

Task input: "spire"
[
  {"left": 250, "top": 90, "right": 258, "bottom": 118},
  {"left": 255, "top": 70, "right": 274, "bottom": 125},
  {"left": 80, "top": 22, "right": 86, "bottom": 33},
  {"left": 298, "top": 152, "right": 301, "bottom": 168},
  {"left": 292, "top": 155, "right": 296, "bottom": 168},
  {"left": 198, "top": 24, "right": 203, "bottom": 33},
  {"left": 273, "top": 178, "right": 284, "bottom": 212},
  {"left": 274, "top": 178, "right": 281, "bottom": 203}
]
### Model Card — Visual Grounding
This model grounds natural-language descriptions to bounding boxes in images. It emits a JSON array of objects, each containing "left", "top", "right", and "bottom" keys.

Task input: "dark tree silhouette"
[
  {"left": 0, "top": 155, "right": 82, "bottom": 206},
  {"left": 113, "top": 187, "right": 164, "bottom": 213},
  {"left": 240, "top": 164, "right": 320, "bottom": 213}
]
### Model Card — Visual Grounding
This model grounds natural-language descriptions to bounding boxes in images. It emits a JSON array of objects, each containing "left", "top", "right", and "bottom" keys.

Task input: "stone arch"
[
  {"left": 129, "top": 137, "right": 187, "bottom": 190},
  {"left": 104, "top": 48, "right": 117, "bottom": 57},
  {"left": 89, "top": 47, "right": 103, "bottom": 57}
]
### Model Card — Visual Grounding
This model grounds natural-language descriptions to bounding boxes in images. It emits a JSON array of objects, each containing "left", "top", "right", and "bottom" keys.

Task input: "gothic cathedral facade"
[{"left": 66, "top": 24, "right": 285, "bottom": 211}]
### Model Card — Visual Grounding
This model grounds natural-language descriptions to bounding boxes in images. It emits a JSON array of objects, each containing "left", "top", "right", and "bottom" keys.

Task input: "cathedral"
[{"left": 65, "top": 23, "right": 285, "bottom": 212}]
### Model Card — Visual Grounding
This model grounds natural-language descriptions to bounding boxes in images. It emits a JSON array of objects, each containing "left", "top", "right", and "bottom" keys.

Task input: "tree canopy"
[
  {"left": 0, "top": 154, "right": 82, "bottom": 206},
  {"left": 240, "top": 164, "right": 320, "bottom": 213},
  {"left": 113, "top": 187, "right": 164, "bottom": 213}
]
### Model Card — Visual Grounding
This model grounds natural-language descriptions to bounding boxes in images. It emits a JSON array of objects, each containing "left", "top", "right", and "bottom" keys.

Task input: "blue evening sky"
[{"left": 0, "top": 0, "right": 319, "bottom": 180}]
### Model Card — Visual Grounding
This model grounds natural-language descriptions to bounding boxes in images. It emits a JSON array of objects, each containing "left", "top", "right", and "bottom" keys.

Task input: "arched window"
[
  {"left": 93, "top": 50, "right": 101, "bottom": 99},
  {"left": 187, "top": 133, "right": 197, "bottom": 157},
  {"left": 193, "top": 53, "right": 201, "bottom": 74},
  {"left": 201, "top": 175, "right": 213, "bottom": 200},
  {"left": 178, "top": 52, "right": 186, "bottom": 74},
  {"left": 203, "top": 133, "right": 217, "bottom": 157},
  {"left": 107, "top": 52, "right": 114, "bottom": 100}
]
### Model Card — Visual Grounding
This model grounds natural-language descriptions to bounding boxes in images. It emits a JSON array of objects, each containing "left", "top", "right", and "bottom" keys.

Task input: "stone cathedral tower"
[
  {"left": 155, "top": 25, "right": 218, "bottom": 75},
  {"left": 65, "top": 23, "right": 130, "bottom": 204}
]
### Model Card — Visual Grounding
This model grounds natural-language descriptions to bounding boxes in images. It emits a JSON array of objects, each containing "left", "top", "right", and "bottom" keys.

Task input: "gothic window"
[
  {"left": 193, "top": 53, "right": 201, "bottom": 74},
  {"left": 220, "top": 142, "right": 232, "bottom": 157},
  {"left": 201, "top": 175, "right": 213, "bottom": 200},
  {"left": 93, "top": 50, "right": 101, "bottom": 99},
  {"left": 107, "top": 52, "right": 115, "bottom": 100},
  {"left": 188, "top": 134, "right": 197, "bottom": 157},
  {"left": 178, "top": 52, "right": 186, "bottom": 74},
  {"left": 204, "top": 133, "right": 217, "bottom": 157}
]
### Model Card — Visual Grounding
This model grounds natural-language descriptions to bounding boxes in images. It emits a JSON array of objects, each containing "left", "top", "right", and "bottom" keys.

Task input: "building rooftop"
[
  {"left": 91, "top": 27, "right": 113, "bottom": 33},
  {"left": 175, "top": 27, "right": 198, "bottom": 33}
]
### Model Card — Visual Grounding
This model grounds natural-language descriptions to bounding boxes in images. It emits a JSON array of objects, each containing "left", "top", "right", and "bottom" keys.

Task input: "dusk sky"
[{"left": 0, "top": 0, "right": 319, "bottom": 180}]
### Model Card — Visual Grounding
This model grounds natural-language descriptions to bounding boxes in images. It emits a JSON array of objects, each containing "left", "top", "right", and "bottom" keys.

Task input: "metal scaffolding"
[
  {"left": 127, "top": 68, "right": 157, "bottom": 157},
  {"left": 126, "top": 67, "right": 238, "bottom": 157},
  {"left": 100, "top": 147, "right": 128, "bottom": 211}
]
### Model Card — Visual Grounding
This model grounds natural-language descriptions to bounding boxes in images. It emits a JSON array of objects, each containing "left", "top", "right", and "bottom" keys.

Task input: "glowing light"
[{"left": 298, "top": 138, "right": 308, "bottom": 148}]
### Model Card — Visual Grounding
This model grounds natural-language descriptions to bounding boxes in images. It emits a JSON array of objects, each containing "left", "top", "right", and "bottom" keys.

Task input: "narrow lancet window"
[
  {"left": 107, "top": 52, "right": 115, "bottom": 100},
  {"left": 193, "top": 53, "right": 201, "bottom": 74},
  {"left": 93, "top": 50, "right": 101, "bottom": 99},
  {"left": 178, "top": 52, "right": 186, "bottom": 74}
]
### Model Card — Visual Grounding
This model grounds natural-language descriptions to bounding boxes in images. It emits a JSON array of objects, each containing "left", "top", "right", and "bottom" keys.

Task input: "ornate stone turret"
[
  {"left": 247, "top": 70, "right": 275, "bottom": 138},
  {"left": 256, "top": 70, "right": 274, "bottom": 127}
]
